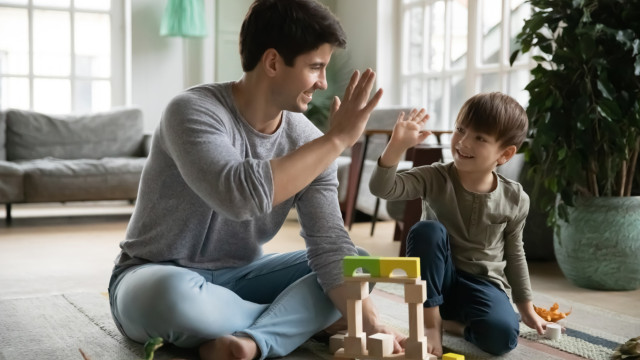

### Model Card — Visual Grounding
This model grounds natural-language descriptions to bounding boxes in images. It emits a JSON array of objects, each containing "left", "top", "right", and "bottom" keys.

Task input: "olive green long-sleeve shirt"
[{"left": 370, "top": 161, "right": 532, "bottom": 303}]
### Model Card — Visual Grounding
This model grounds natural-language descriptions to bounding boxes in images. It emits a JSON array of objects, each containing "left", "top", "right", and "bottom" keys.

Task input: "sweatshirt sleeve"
[
  {"left": 503, "top": 190, "right": 533, "bottom": 303},
  {"left": 369, "top": 160, "right": 430, "bottom": 201},
  {"left": 158, "top": 92, "right": 273, "bottom": 221},
  {"left": 295, "top": 161, "right": 358, "bottom": 292}
]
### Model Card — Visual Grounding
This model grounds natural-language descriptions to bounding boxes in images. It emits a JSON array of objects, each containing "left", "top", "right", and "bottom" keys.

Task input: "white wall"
[
  {"left": 128, "top": 0, "right": 397, "bottom": 131},
  {"left": 130, "top": 0, "right": 215, "bottom": 132},
  {"left": 327, "top": 0, "right": 400, "bottom": 106}
]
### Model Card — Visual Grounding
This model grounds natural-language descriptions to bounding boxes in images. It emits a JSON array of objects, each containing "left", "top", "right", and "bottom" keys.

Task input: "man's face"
[{"left": 274, "top": 43, "right": 333, "bottom": 113}]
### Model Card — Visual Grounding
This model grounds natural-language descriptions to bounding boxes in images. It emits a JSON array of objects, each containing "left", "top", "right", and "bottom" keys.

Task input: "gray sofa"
[{"left": 0, "top": 107, "right": 149, "bottom": 222}]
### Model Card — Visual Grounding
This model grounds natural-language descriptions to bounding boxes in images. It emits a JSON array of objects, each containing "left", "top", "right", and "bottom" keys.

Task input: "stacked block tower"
[{"left": 332, "top": 256, "right": 437, "bottom": 360}]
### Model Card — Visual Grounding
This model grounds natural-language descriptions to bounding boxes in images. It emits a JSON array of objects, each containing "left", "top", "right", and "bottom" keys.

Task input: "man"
[{"left": 108, "top": 1, "right": 404, "bottom": 359}]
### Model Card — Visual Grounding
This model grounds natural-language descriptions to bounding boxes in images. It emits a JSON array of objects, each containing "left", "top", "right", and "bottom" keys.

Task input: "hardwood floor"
[{"left": 1, "top": 202, "right": 638, "bottom": 319}]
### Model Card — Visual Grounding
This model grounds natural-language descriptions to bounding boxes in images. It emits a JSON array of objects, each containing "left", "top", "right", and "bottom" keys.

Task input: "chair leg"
[
  {"left": 370, "top": 198, "right": 380, "bottom": 236},
  {"left": 5, "top": 203, "right": 12, "bottom": 224}
]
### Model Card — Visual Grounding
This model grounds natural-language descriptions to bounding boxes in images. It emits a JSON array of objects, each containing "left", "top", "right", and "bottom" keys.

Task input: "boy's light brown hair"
[{"left": 455, "top": 92, "right": 529, "bottom": 149}]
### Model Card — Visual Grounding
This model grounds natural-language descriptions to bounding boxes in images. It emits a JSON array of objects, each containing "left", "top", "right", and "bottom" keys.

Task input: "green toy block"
[{"left": 343, "top": 256, "right": 381, "bottom": 277}]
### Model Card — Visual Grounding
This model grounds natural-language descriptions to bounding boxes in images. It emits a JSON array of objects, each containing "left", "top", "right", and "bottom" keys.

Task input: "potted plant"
[{"left": 510, "top": 0, "right": 640, "bottom": 290}]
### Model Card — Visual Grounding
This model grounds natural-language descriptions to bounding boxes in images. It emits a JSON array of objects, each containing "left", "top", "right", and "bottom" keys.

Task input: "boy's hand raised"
[
  {"left": 379, "top": 109, "right": 431, "bottom": 168},
  {"left": 325, "top": 69, "right": 384, "bottom": 149}
]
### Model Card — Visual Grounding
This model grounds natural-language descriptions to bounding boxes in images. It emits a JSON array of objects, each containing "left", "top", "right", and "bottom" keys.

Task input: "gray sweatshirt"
[{"left": 113, "top": 82, "right": 357, "bottom": 292}]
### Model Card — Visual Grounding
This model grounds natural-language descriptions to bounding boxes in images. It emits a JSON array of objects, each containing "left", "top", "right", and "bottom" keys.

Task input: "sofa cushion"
[
  {"left": 0, "top": 161, "right": 24, "bottom": 202},
  {"left": 17, "top": 157, "right": 146, "bottom": 202},
  {"left": 5, "top": 107, "right": 144, "bottom": 161}
]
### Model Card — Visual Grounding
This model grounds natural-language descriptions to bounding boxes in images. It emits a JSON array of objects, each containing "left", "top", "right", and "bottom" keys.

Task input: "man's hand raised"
[{"left": 325, "top": 69, "right": 383, "bottom": 150}]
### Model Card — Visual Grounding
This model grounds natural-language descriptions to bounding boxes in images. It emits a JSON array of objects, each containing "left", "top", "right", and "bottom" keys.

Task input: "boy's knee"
[
  {"left": 467, "top": 317, "right": 519, "bottom": 355},
  {"left": 406, "top": 221, "right": 447, "bottom": 255}
]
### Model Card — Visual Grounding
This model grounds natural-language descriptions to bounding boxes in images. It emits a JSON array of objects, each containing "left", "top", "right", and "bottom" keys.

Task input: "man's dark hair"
[{"left": 239, "top": 0, "right": 347, "bottom": 72}]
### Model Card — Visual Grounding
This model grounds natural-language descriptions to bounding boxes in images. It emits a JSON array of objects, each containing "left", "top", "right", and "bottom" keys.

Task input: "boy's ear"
[
  {"left": 497, "top": 145, "right": 517, "bottom": 165},
  {"left": 262, "top": 48, "right": 280, "bottom": 77}
]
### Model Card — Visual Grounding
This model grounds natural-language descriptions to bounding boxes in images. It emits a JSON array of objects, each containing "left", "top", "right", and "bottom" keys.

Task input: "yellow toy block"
[
  {"left": 379, "top": 257, "right": 421, "bottom": 278},
  {"left": 343, "top": 256, "right": 381, "bottom": 277},
  {"left": 443, "top": 352, "right": 465, "bottom": 360}
]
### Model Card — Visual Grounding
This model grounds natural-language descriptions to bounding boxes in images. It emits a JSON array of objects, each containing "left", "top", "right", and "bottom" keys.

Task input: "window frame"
[
  {"left": 0, "top": 0, "right": 127, "bottom": 113},
  {"left": 398, "top": 0, "right": 533, "bottom": 131}
]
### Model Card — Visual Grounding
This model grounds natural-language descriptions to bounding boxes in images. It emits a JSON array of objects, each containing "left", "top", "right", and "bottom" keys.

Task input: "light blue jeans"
[{"left": 108, "top": 250, "right": 350, "bottom": 359}]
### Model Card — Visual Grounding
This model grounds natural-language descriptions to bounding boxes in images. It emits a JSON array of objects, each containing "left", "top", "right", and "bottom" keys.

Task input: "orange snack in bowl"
[{"left": 533, "top": 302, "right": 572, "bottom": 322}]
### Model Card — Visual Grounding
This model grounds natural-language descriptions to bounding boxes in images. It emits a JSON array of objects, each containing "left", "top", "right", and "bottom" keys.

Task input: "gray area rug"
[
  {"left": 374, "top": 282, "right": 640, "bottom": 360},
  {"left": 0, "top": 287, "right": 638, "bottom": 360}
]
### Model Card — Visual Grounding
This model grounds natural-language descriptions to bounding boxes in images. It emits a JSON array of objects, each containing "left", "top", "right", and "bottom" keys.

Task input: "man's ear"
[
  {"left": 262, "top": 48, "right": 280, "bottom": 77},
  {"left": 497, "top": 145, "right": 517, "bottom": 165}
]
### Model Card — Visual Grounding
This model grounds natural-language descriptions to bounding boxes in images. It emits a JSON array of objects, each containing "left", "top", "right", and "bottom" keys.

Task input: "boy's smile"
[{"left": 450, "top": 124, "right": 515, "bottom": 192}]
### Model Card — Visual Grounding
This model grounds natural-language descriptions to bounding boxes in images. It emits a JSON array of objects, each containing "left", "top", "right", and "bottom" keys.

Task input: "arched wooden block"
[
  {"left": 379, "top": 257, "right": 421, "bottom": 278},
  {"left": 343, "top": 256, "right": 381, "bottom": 277}
]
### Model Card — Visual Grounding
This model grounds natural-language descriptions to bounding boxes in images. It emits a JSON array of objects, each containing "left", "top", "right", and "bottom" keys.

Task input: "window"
[
  {"left": 0, "top": 0, "right": 124, "bottom": 114},
  {"left": 400, "top": 0, "right": 532, "bottom": 130}
]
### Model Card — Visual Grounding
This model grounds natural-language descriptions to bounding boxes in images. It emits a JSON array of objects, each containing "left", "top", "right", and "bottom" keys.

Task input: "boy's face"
[
  {"left": 273, "top": 43, "right": 333, "bottom": 113},
  {"left": 450, "top": 123, "right": 513, "bottom": 175}
]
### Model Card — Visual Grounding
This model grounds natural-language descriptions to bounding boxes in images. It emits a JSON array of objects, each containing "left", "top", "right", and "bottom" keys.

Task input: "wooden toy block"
[
  {"left": 344, "top": 276, "right": 420, "bottom": 284},
  {"left": 407, "top": 303, "right": 424, "bottom": 341},
  {"left": 379, "top": 257, "right": 421, "bottom": 278},
  {"left": 343, "top": 334, "right": 367, "bottom": 356},
  {"left": 442, "top": 353, "right": 465, "bottom": 360},
  {"left": 329, "top": 333, "right": 345, "bottom": 354},
  {"left": 404, "top": 282, "right": 427, "bottom": 303},
  {"left": 343, "top": 256, "right": 381, "bottom": 277},
  {"left": 367, "top": 333, "right": 394, "bottom": 357},
  {"left": 346, "top": 281, "right": 369, "bottom": 300},
  {"left": 405, "top": 338, "right": 427, "bottom": 359},
  {"left": 346, "top": 299, "right": 363, "bottom": 336}
]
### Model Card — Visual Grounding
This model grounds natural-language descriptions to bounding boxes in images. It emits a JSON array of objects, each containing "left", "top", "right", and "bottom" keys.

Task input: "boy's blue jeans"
[
  {"left": 406, "top": 221, "right": 520, "bottom": 356},
  {"left": 108, "top": 249, "right": 356, "bottom": 359}
]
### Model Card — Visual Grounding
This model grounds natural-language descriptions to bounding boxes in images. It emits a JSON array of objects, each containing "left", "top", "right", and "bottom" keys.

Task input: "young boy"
[{"left": 369, "top": 92, "right": 549, "bottom": 356}]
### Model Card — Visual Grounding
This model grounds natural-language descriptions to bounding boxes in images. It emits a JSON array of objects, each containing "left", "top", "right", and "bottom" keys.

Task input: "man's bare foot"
[
  {"left": 442, "top": 320, "right": 465, "bottom": 336},
  {"left": 199, "top": 335, "right": 259, "bottom": 360},
  {"left": 426, "top": 326, "right": 443, "bottom": 357}
]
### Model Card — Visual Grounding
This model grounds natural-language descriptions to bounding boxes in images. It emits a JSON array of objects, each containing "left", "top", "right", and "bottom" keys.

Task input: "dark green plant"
[
  {"left": 510, "top": 0, "right": 640, "bottom": 224},
  {"left": 304, "top": 49, "right": 353, "bottom": 133}
]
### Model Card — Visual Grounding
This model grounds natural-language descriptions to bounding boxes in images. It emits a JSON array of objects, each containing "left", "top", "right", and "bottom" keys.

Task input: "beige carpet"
[{"left": 1, "top": 286, "right": 637, "bottom": 360}]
